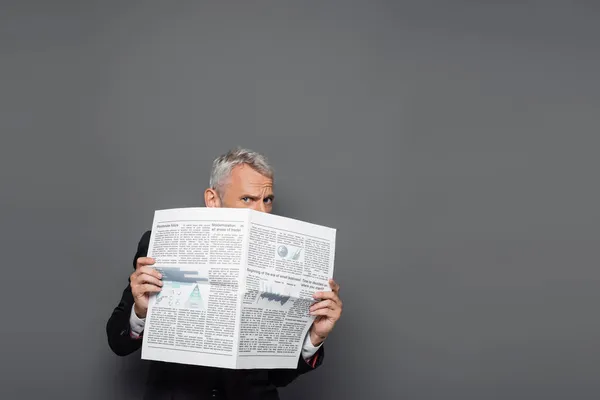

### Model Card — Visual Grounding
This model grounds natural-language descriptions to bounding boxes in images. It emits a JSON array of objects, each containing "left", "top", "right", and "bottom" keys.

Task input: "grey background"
[{"left": 2, "top": 1, "right": 599, "bottom": 399}]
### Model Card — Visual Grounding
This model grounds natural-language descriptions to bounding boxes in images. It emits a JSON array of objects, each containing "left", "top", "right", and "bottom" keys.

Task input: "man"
[{"left": 106, "top": 148, "right": 343, "bottom": 399}]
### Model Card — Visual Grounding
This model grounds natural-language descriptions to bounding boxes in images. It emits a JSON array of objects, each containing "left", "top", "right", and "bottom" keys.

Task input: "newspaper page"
[
  {"left": 141, "top": 208, "right": 250, "bottom": 369},
  {"left": 140, "top": 207, "right": 336, "bottom": 370},
  {"left": 236, "top": 210, "right": 336, "bottom": 369}
]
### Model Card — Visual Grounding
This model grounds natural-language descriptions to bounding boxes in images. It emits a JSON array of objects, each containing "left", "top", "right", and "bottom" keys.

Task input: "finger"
[
  {"left": 136, "top": 257, "right": 156, "bottom": 268},
  {"left": 136, "top": 266, "right": 162, "bottom": 279},
  {"left": 313, "top": 291, "right": 341, "bottom": 304},
  {"left": 135, "top": 273, "right": 163, "bottom": 288},
  {"left": 138, "top": 283, "right": 162, "bottom": 295},
  {"left": 313, "top": 292, "right": 342, "bottom": 310},
  {"left": 309, "top": 299, "right": 337, "bottom": 312},
  {"left": 310, "top": 308, "right": 339, "bottom": 318},
  {"left": 329, "top": 279, "right": 340, "bottom": 293}
]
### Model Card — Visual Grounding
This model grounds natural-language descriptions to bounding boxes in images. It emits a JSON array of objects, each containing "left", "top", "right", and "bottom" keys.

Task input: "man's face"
[{"left": 206, "top": 164, "right": 274, "bottom": 213}]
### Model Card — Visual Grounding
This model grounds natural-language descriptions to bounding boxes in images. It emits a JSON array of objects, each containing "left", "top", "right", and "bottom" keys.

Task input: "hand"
[
  {"left": 130, "top": 257, "right": 163, "bottom": 318},
  {"left": 308, "top": 279, "right": 343, "bottom": 346}
]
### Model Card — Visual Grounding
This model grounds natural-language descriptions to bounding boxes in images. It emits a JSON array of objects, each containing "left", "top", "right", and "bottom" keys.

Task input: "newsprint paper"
[{"left": 140, "top": 207, "right": 336, "bottom": 369}]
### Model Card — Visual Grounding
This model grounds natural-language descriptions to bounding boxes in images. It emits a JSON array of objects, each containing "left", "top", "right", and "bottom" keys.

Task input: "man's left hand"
[{"left": 309, "top": 279, "right": 343, "bottom": 346}]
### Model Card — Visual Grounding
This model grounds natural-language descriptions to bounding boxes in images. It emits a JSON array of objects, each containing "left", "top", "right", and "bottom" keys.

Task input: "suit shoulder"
[
  {"left": 132, "top": 230, "right": 152, "bottom": 269},
  {"left": 139, "top": 230, "right": 151, "bottom": 247}
]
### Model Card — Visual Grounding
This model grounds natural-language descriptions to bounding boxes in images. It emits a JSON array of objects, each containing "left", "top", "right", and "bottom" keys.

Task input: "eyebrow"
[{"left": 241, "top": 194, "right": 275, "bottom": 200}]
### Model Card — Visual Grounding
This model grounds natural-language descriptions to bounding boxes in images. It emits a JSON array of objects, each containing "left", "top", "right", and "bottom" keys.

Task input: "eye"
[
  {"left": 241, "top": 197, "right": 251, "bottom": 203},
  {"left": 264, "top": 197, "right": 273, "bottom": 204}
]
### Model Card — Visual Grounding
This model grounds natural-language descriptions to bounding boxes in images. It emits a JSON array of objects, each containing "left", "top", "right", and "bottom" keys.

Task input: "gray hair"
[{"left": 209, "top": 147, "right": 274, "bottom": 196}]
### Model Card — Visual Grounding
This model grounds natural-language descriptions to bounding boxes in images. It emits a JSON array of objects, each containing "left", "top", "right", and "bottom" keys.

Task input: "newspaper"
[{"left": 140, "top": 207, "right": 336, "bottom": 369}]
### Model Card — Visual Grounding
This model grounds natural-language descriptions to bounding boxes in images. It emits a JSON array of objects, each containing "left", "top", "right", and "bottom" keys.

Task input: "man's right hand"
[{"left": 130, "top": 257, "right": 162, "bottom": 318}]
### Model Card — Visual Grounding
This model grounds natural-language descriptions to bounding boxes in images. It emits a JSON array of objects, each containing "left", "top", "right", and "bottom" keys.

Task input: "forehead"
[{"left": 226, "top": 164, "right": 273, "bottom": 194}]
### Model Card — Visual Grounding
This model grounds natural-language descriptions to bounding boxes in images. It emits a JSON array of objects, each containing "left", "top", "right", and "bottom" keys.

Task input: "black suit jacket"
[{"left": 106, "top": 231, "right": 324, "bottom": 400}]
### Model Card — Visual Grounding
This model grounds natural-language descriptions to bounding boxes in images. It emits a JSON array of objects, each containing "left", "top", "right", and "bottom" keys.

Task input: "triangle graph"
[{"left": 184, "top": 284, "right": 205, "bottom": 310}]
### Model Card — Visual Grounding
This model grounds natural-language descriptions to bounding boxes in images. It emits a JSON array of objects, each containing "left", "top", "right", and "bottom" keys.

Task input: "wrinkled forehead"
[{"left": 223, "top": 164, "right": 274, "bottom": 196}]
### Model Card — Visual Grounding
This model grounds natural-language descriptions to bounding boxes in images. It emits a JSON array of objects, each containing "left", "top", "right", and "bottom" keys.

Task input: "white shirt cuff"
[
  {"left": 129, "top": 305, "right": 146, "bottom": 338},
  {"left": 301, "top": 330, "right": 323, "bottom": 360}
]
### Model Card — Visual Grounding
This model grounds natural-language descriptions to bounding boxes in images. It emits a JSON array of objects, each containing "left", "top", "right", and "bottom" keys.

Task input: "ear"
[{"left": 204, "top": 188, "right": 221, "bottom": 208}]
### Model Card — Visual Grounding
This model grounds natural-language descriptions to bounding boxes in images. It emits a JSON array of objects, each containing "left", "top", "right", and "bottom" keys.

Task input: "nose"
[{"left": 253, "top": 200, "right": 266, "bottom": 213}]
